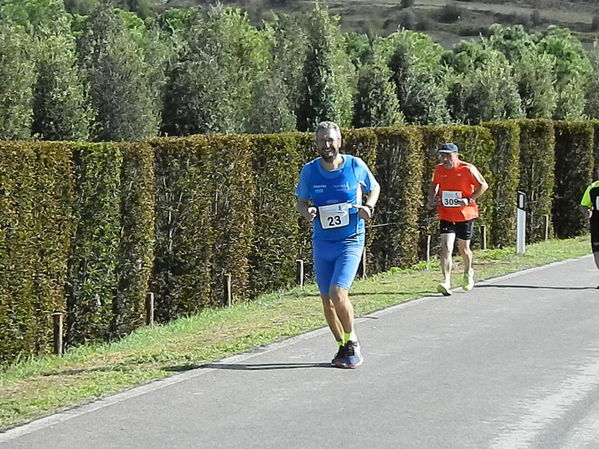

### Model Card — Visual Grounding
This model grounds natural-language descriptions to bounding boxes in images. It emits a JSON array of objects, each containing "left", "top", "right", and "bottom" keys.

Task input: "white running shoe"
[
  {"left": 436, "top": 281, "right": 452, "bottom": 296},
  {"left": 463, "top": 270, "right": 474, "bottom": 291}
]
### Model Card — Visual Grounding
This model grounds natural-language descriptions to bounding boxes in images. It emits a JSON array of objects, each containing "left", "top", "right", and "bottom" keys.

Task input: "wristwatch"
[
  {"left": 466, "top": 197, "right": 474, "bottom": 205},
  {"left": 364, "top": 204, "right": 375, "bottom": 214}
]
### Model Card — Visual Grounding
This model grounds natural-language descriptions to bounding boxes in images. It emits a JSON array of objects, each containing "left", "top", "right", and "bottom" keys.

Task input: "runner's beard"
[{"left": 321, "top": 150, "right": 338, "bottom": 163}]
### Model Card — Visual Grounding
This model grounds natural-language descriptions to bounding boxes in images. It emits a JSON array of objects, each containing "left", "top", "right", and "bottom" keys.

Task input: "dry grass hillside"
[{"left": 166, "top": 0, "right": 599, "bottom": 47}]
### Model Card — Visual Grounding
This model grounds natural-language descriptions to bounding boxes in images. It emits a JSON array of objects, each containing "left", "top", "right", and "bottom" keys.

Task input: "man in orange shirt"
[{"left": 426, "top": 143, "right": 488, "bottom": 296}]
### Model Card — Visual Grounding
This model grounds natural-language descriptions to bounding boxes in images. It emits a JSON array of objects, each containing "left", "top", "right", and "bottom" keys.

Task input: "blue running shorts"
[{"left": 313, "top": 234, "right": 365, "bottom": 295}]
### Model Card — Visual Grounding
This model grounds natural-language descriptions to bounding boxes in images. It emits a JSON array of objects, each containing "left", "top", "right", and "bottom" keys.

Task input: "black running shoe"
[
  {"left": 331, "top": 344, "right": 347, "bottom": 368},
  {"left": 345, "top": 340, "right": 363, "bottom": 368}
]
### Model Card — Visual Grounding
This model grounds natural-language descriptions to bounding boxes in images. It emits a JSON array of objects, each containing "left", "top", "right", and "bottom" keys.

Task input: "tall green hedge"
[
  {"left": 591, "top": 120, "right": 599, "bottom": 172},
  {"left": 113, "top": 142, "right": 155, "bottom": 337},
  {"left": 32, "top": 143, "right": 75, "bottom": 351},
  {"left": 66, "top": 143, "right": 122, "bottom": 345},
  {"left": 370, "top": 127, "right": 424, "bottom": 271},
  {"left": 0, "top": 142, "right": 73, "bottom": 362},
  {"left": 208, "top": 135, "right": 255, "bottom": 306},
  {"left": 151, "top": 137, "right": 211, "bottom": 321},
  {"left": 292, "top": 132, "right": 319, "bottom": 283},
  {"left": 483, "top": 121, "right": 521, "bottom": 248},
  {"left": 342, "top": 128, "right": 379, "bottom": 271},
  {"left": 518, "top": 119, "right": 555, "bottom": 242},
  {"left": 249, "top": 133, "right": 304, "bottom": 296},
  {"left": 553, "top": 121, "right": 593, "bottom": 238},
  {"left": 150, "top": 135, "right": 255, "bottom": 320},
  {"left": 4, "top": 119, "right": 599, "bottom": 365}
]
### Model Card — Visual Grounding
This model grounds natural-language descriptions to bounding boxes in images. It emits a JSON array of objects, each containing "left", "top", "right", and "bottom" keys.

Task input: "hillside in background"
[{"left": 160, "top": 0, "right": 599, "bottom": 47}]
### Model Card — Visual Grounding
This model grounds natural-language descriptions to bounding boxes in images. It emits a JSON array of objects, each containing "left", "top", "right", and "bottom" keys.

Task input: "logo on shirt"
[{"left": 333, "top": 182, "right": 350, "bottom": 191}]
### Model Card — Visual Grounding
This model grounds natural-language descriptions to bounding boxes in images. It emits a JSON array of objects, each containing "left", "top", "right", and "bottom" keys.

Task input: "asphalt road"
[{"left": 2, "top": 255, "right": 599, "bottom": 449}]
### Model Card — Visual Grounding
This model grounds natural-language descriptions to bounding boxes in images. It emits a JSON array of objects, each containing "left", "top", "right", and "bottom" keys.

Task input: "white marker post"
[{"left": 516, "top": 190, "right": 526, "bottom": 254}]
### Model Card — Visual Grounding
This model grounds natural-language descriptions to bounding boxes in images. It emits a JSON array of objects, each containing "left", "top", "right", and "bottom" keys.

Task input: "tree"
[
  {"left": 0, "top": 21, "right": 35, "bottom": 140},
  {"left": 78, "top": 1, "right": 167, "bottom": 141},
  {"left": 296, "top": 5, "right": 357, "bottom": 131},
  {"left": 162, "top": 5, "right": 269, "bottom": 135},
  {"left": 537, "top": 26, "right": 592, "bottom": 120},
  {"left": 262, "top": 13, "right": 309, "bottom": 131},
  {"left": 584, "top": 42, "right": 599, "bottom": 119},
  {"left": 445, "top": 41, "right": 522, "bottom": 123},
  {"left": 126, "top": 0, "right": 154, "bottom": 18},
  {"left": 1, "top": 0, "right": 91, "bottom": 140},
  {"left": 488, "top": 25, "right": 557, "bottom": 119},
  {"left": 516, "top": 52, "right": 557, "bottom": 119},
  {"left": 353, "top": 60, "right": 404, "bottom": 128},
  {"left": 63, "top": 0, "right": 96, "bottom": 15},
  {"left": 247, "top": 73, "right": 296, "bottom": 133},
  {"left": 379, "top": 30, "right": 451, "bottom": 125}
]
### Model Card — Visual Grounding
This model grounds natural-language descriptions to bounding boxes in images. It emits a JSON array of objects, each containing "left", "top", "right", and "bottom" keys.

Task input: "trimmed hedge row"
[
  {"left": 67, "top": 143, "right": 122, "bottom": 345},
  {"left": 249, "top": 134, "right": 305, "bottom": 296},
  {"left": 484, "top": 121, "right": 521, "bottom": 248},
  {"left": 553, "top": 121, "right": 593, "bottom": 239},
  {"left": 0, "top": 142, "right": 73, "bottom": 360},
  {"left": 518, "top": 120, "right": 556, "bottom": 243},
  {"left": 1, "top": 119, "right": 595, "bottom": 364},
  {"left": 370, "top": 127, "right": 424, "bottom": 271},
  {"left": 150, "top": 135, "right": 256, "bottom": 320}
]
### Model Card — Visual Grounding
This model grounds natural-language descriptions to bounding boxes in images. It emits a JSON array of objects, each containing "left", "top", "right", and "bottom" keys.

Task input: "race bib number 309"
[
  {"left": 318, "top": 203, "right": 351, "bottom": 229},
  {"left": 442, "top": 190, "right": 463, "bottom": 208}
]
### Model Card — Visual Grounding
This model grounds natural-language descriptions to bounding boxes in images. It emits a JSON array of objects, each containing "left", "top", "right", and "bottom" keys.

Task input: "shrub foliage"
[{"left": 0, "top": 119, "right": 596, "bottom": 364}]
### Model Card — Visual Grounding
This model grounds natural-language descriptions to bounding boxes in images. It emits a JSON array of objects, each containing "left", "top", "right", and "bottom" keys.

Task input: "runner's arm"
[
  {"left": 427, "top": 183, "right": 439, "bottom": 210},
  {"left": 468, "top": 166, "right": 489, "bottom": 202},
  {"left": 296, "top": 198, "right": 317, "bottom": 222}
]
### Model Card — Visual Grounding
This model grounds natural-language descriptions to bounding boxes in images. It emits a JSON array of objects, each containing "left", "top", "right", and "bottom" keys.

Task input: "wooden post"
[
  {"left": 52, "top": 312, "right": 63, "bottom": 356},
  {"left": 543, "top": 214, "right": 549, "bottom": 241},
  {"left": 223, "top": 274, "right": 232, "bottom": 308},
  {"left": 425, "top": 234, "right": 431, "bottom": 271},
  {"left": 296, "top": 259, "right": 304, "bottom": 288},
  {"left": 358, "top": 248, "right": 367, "bottom": 279},
  {"left": 480, "top": 225, "right": 487, "bottom": 250},
  {"left": 145, "top": 292, "right": 154, "bottom": 327}
]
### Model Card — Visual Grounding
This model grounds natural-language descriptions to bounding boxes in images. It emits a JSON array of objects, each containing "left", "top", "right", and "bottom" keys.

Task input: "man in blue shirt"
[{"left": 296, "top": 121, "right": 380, "bottom": 368}]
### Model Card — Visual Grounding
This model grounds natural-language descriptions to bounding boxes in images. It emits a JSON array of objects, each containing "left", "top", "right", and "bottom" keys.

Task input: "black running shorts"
[
  {"left": 591, "top": 219, "right": 599, "bottom": 253},
  {"left": 439, "top": 219, "right": 475, "bottom": 241}
]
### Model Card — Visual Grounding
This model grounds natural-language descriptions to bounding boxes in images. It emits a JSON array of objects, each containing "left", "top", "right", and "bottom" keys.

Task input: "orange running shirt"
[{"left": 432, "top": 161, "right": 481, "bottom": 222}]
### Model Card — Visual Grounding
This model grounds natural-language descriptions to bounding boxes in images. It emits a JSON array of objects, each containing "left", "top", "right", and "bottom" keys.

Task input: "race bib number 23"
[{"left": 318, "top": 203, "right": 351, "bottom": 229}]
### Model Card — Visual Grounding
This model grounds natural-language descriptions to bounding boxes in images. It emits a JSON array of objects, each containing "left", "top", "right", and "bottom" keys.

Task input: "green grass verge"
[{"left": 0, "top": 235, "right": 591, "bottom": 430}]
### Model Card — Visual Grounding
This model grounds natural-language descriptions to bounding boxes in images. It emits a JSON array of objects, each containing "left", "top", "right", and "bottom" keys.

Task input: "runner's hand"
[
  {"left": 356, "top": 205, "right": 372, "bottom": 221},
  {"left": 304, "top": 207, "right": 317, "bottom": 222}
]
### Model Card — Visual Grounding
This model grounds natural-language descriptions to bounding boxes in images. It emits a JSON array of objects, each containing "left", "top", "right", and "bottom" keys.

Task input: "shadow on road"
[
  {"left": 302, "top": 290, "right": 432, "bottom": 297},
  {"left": 478, "top": 284, "right": 598, "bottom": 291},
  {"left": 199, "top": 362, "right": 331, "bottom": 370}
]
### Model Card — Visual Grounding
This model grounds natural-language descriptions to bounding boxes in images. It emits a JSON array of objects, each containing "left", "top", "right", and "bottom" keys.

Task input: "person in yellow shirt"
[
  {"left": 580, "top": 170, "right": 599, "bottom": 285},
  {"left": 426, "top": 143, "right": 488, "bottom": 296}
]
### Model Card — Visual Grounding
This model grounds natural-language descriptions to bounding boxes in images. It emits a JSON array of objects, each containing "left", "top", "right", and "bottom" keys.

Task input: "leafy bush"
[{"left": 553, "top": 121, "right": 593, "bottom": 238}]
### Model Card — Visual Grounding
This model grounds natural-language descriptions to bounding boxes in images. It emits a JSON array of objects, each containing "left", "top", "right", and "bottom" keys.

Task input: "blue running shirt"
[{"left": 296, "top": 155, "right": 379, "bottom": 241}]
